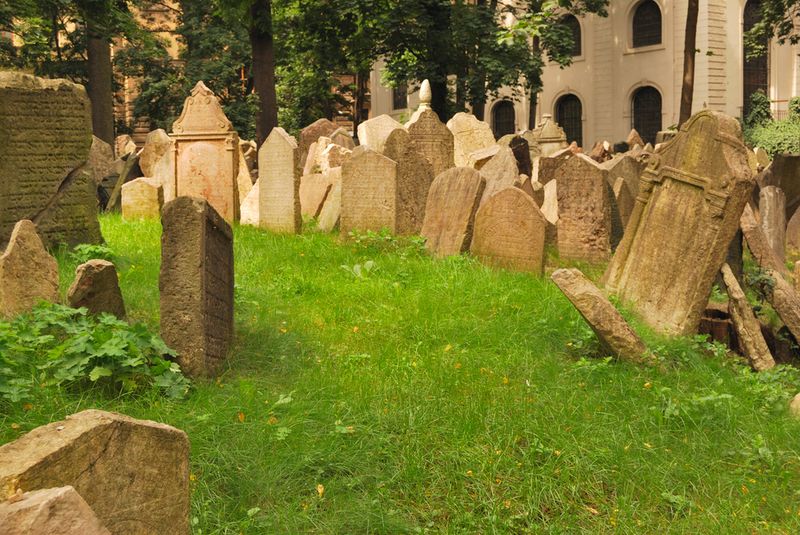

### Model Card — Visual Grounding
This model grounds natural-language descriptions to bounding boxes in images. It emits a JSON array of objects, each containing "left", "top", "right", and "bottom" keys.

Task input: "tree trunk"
[
  {"left": 250, "top": 0, "right": 278, "bottom": 147},
  {"left": 86, "top": 28, "right": 114, "bottom": 144},
  {"left": 528, "top": 36, "right": 541, "bottom": 130},
  {"left": 431, "top": 78, "right": 448, "bottom": 122},
  {"left": 354, "top": 70, "right": 369, "bottom": 129},
  {"left": 679, "top": 0, "right": 699, "bottom": 127}
]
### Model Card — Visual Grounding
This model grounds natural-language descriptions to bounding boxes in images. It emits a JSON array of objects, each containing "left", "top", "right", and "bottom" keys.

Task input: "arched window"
[
  {"left": 632, "top": 1, "right": 662, "bottom": 48},
  {"left": 562, "top": 15, "right": 582, "bottom": 57},
  {"left": 743, "top": 0, "right": 768, "bottom": 116},
  {"left": 555, "top": 94, "right": 583, "bottom": 147},
  {"left": 631, "top": 86, "right": 662, "bottom": 145},
  {"left": 492, "top": 100, "right": 516, "bottom": 139}
]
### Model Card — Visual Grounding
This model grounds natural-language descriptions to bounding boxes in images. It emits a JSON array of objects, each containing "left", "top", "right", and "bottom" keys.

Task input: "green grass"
[{"left": 4, "top": 213, "right": 800, "bottom": 533}]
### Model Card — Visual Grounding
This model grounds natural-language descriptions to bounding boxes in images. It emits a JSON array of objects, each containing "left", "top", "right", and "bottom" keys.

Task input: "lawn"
[{"left": 3, "top": 213, "right": 800, "bottom": 534}]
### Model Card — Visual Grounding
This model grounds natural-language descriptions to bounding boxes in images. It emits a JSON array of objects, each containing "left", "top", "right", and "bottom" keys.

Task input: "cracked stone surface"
[{"left": 0, "top": 486, "right": 111, "bottom": 534}]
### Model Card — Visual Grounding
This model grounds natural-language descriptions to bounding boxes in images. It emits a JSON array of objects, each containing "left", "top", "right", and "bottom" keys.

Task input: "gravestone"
[
  {"left": 67, "top": 259, "right": 126, "bottom": 319},
  {"left": 0, "top": 220, "right": 59, "bottom": 318},
  {"left": 300, "top": 118, "right": 338, "bottom": 166},
  {"left": 104, "top": 153, "right": 143, "bottom": 212},
  {"left": 471, "top": 187, "right": 546, "bottom": 273},
  {"left": 319, "top": 143, "right": 351, "bottom": 173},
  {"left": 741, "top": 203, "right": 791, "bottom": 279},
  {"left": 407, "top": 82, "right": 455, "bottom": 178},
  {"left": 498, "top": 134, "right": 533, "bottom": 177},
  {"left": 115, "top": 134, "right": 137, "bottom": 158},
  {"left": 447, "top": 112, "right": 496, "bottom": 167},
  {"left": 551, "top": 268, "right": 653, "bottom": 365},
  {"left": 235, "top": 142, "right": 253, "bottom": 201},
  {"left": 88, "top": 136, "right": 115, "bottom": 186},
  {"left": 787, "top": 208, "right": 800, "bottom": 252},
  {"left": 382, "top": 129, "right": 434, "bottom": 234},
  {"left": 556, "top": 153, "right": 612, "bottom": 262},
  {"left": 0, "top": 409, "right": 190, "bottom": 535},
  {"left": 341, "top": 147, "right": 398, "bottom": 234},
  {"left": 532, "top": 114, "right": 568, "bottom": 157},
  {"left": 536, "top": 147, "right": 572, "bottom": 186},
  {"left": 467, "top": 145, "right": 501, "bottom": 170},
  {"left": 258, "top": 127, "right": 301, "bottom": 233},
  {"left": 626, "top": 129, "right": 645, "bottom": 148},
  {"left": 604, "top": 110, "right": 755, "bottom": 335},
  {"left": 478, "top": 145, "right": 522, "bottom": 206},
  {"left": 239, "top": 180, "right": 259, "bottom": 226},
  {"left": 759, "top": 185, "right": 786, "bottom": 262},
  {"left": 0, "top": 72, "right": 102, "bottom": 248},
  {"left": 317, "top": 173, "right": 343, "bottom": 232},
  {"left": 300, "top": 169, "right": 338, "bottom": 218},
  {"left": 330, "top": 127, "right": 356, "bottom": 149},
  {"left": 612, "top": 176, "right": 635, "bottom": 228},
  {"left": 600, "top": 153, "right": 646, "bottom": 201},
  {"left": 0, "top": 486, "right": 111, "bottom": 535},
  {"left": 138, "top": 129, "right": 172, "bottom": 179},
  {"left": 171, "top": 81, "right": 240, "bottom": 223},
  {"left": 357, "top": 114, "right": 404, "bottom": 154},
  {"left": 421, "top": 167, "right": 486, "bottom": 258},
  {"left": 160, "top": 196, "right": 233, "bottom": 378},
  {"left": 121, "top": 177, "right": 164, "bottom": 220},
  {"left": 754, "top": 147, "right": 771, "bottom": 168}
]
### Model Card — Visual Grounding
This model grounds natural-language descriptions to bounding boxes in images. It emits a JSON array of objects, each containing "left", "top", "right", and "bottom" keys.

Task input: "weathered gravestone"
[
  {"left": 787, "top": 208, "right": 800, "bottom": 252},
  {"left": 0, "top": 409, "right": 189, "bottom": 535},
  {"left": 114, "top": 134, "right": 137, "bottom": 158},
  {"left": 478, "top": 145, "right": 522, "bottom": 207},
  {"left": 239, "top": 180, "right": 259, "bottom": 226},
  {"left": 447, "top": 112, "right": 496, "bottom": 167},
  {"left": 330, "top": 127, "right": 356, "bottom": 150},
  {"left": 341, "top": 147, "right": 397, "bottom": 234},
  {"left": 299, "top": 118, "right": 338, "bottom": 167},
  {"left": 406, "top": 81, "right": 455, "bottom": 178},
  {"left": 759, "top": 185, "right": 786, "bottom": 262},
  {"left": 471, "top": 187, "right": 546, "bottom": 274},
  {"left": 537, "top": 147, "right": 572, "bottom": 186},
  {"left": 556, "top": 153, "right": 612, "bottom": 262},
  {"left": 357, "top": 114, "right": 404, "bottom": 154},
  {"left": 741, "top": 203, "right": 791, "bottom": 279},
  {"left": 121, "top": 177, "right": 164, "bottom": 220},
  {"left": 421, "top": 167, "right": 486, "bottom": 258},
  {"left": 382, "top": 129, "right": 435, "bottom": 234},
  {"left": 171, "top": 81, "right": 240, "bottom": 223},
  {"left": 0, "top": 485, "right": 111, "bottom": 535},
  {"left": 67, "top": 259, "right": 126, "bottom": 319},
  {"left": 300, "top": 168, "right": 340, "bottom": 219},
  {"left": 258, "top": 127, "right": 301, "bottom": 233},
  {"left": 160, "top": 197, "right": 233, "bottom": 378},
  {"left": 0, "top": 220, "right": 59, "bottom": 318},
  {"left": 600, "top": 152, "right": 646, "bottom": 202},
  {"left": 317, "top": 175, "right": 343, "bottom": 232},
  {"left": 531, "top": 114, "right": 568, "bottom": 157},
  {"left": 0, "top": 72, "right": 102, "bottom": 248},
  {"left": 626, "top": 129, "right": 645, "bottom": 149},
  {"left": 604, "top": 110, "right": 755, "bottom": 335},
  {"left": 88, "top": 136, "right": 115, "bottom": 187},
  {"left": 551, "top": 268, "right": 654, "bottom": 365}
]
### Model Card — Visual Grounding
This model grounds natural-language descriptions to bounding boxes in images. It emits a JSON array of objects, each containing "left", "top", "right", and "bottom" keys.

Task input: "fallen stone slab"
[
  {"left": 741, "top": 203, "right": 791, "bottom": 280},
  {"left": 551, "top": 268, "right": 655, "bottom": 366},
  {"left": 720, "top": 263, "right": 775, "bottom": 371},
  {"left": 0, "top": 409, "right": 189, "bottom": 534},
  {"left": 0, "top": 486, "right": 111, "bottom": 535}
]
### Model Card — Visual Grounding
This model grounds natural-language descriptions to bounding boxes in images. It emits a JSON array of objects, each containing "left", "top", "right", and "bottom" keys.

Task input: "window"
[
  {"left": 392, "top": 85, "right": 407, "bottom": 110},
  {"left": 562, "top": 15, "right": 582, "bottom": 57},
  {"left": 555, "top": 94, "right": 583, "bottom": 147},
  {"left": 492, "top": 101, "right": 516, "bottom": 139},
  {"left": 631, "top": 86, "right": 662, "bottom": 145},
  {"left": 743, "top": 0, "right": 768, "bottom": 116},
  {"left": 632, "top": 0, "right": 662, "bottom": 48}
]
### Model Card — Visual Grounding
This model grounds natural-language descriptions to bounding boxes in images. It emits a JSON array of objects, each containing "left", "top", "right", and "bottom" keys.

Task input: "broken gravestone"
[
  {"left": 0, "top": 72, "right": 102, "bottom": 248},
  {"left": 0, "top": 409, "right": 189, "bottom": 535},
  {"left": 67, "top": 259, "right": 126, "bottom": 319},
  {"left": 160, "top": 196, "right": 233, "bottom": 377},
  {"left": 0, "top": 220, "right": 59, "bottom": 318},
  {"left": 421, "top": 167, "right": 485, "bottom": 258},
  {"left": 0, "top": 486, "right": 111, "bottom": 535},
  {"left": 604, "top": 110, "right": 754, "bottom": 335}
]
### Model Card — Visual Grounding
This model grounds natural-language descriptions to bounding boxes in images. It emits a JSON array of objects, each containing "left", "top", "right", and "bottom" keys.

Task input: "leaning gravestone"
[
  {"left": 604, "top": 110, "right": 754, "bottom": 335},
  {"left": 160, "top": 196, "right": 233, "bottom": 378},
  {"left": 0, "top": 72, "right": 102, "bottom": 248},
  {"left": 478, "top": 145, "right": 521, "bottom": 207},
  {"left": 406, "top": 81, "right": 455, "bottom": 178},
  {"left": 447, "top": 112, "right": 496, "bottom": 167},
  {"left": 382, "top": 129, "right": 434, "bottom": 234},
  {"left": 138, "top": 129, "right": 176, "bottom": 202},
  {"left": 0, "top": 220, "right": 59, "bottom": 318},
  {"left": 317, "top": 173, "right": 343, "bottom": 232},
  {"left": 421, "top": 167, "right": 486, "bottom": 258},
  {"left": 121, "top": 177, "right": 164, "bottom": 220},
  {"left": 341, "top": 146, "right": 398, "bottom": 234},
  {"left": 357, "top": 114, "right": 404, "bottom": 154},
  {"left": 600, "top": 152, "right": 646, "bottom": 202},
  {"left": 258, "top": 127, "right": 301, "bottom": 233},
  {"left": 537, "top": 147, "right": 573, "bottom": 186},
  {"left": 88, "top": 136, "right": 115, "bottom": 187},
  {"left": 0, "top": 486, "right": 111, "bottom": 535},
  {"left": 299, "top": 118, "right": 338, "bottom": 167},
  {"left": 759, "top": 185, "right": 786, "bottom": 262},
  {"left": 67, "top": 259, "right": 126, "bottom": 319},
  {"left": 470, "top": 187, "right": 546, "bottom": 274},
  {"left": 0, "top": 409, "right": 190, "bottom": 535},
  {"left": 171, "top": 81, "right": 240, "bottom": 223},
  {"left": 556, "top": 153, "right": 612, "bottom": 262}
]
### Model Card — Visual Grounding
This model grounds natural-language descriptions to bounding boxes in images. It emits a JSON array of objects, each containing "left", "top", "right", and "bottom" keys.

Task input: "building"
[{"left": 372, "top": 0, "right": 799, "bottom": 147}]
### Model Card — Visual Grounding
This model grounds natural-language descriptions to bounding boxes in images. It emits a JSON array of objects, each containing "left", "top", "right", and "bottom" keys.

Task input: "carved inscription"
[
  {"left": 258, "top": 127, "right": 301, "bottom": 233},
  {"left": 341, "top": 147, "right": 397, "bottom": 234}
]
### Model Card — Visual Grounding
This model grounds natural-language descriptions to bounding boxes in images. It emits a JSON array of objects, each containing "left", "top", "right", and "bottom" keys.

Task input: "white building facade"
[{"left": 371, "top": 0, "right": 799, "bottom": 148}]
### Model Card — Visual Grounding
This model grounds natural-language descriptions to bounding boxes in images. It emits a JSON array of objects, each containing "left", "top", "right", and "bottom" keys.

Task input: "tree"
[
  {"left": 745, "top": 0, "right": 800, "bottom": 58},
  {"left": 248, "top": 1, "right": 278, "bottom": 145},
  {"left": 679, "top": 0, "right": 699, "bottom": 127}
]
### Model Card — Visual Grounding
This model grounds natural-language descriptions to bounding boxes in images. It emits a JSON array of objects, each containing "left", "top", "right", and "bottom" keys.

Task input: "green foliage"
[
  {"left": 68, "top": 243, "right": 116, "bottom": 264},
  {"left": 744, "top": 89, "right": 773, "bottom": 129},
  {"left": 0, "top": 303, "right": 189, "bottom": 403},
  {"left": 744, "top": 0, "right": 800, "bottom": 58},
  {"left": 747, "top": 118, "right": 800, "bottom": 156},
  {"left": 789, "top": 96, "right": 800, "bottom": 120}
]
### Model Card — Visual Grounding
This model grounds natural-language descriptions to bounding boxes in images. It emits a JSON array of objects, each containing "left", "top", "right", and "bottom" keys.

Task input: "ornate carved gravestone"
[
  {"left": 471, "top": 187, "right": 546, "bottom": 274},
  {"left": 0, "top": 72, "right": 102, "bottom": 248},
  {"left": 604, "top": 111, "right": 755, "bottom": 335},
  {"left": 407, "top": 81, "right": 455, "bottom": 178},
  {"left": 421, "top": 167, "right": 486, "bottom": 258},
  {"left": 258, "top": 127, "right": 301, "bottom": 233},
  {"left": 171, "top": 82, "right": 240, "bottom": 223},
  {"left": 160, "top": 197, "right": 233, "bottom": 378},
  {"left": 382, "top": 129, "right": 434, "bottom": 234}
]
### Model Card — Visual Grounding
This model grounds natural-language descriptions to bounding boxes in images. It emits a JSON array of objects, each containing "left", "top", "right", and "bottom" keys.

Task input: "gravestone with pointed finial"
[
  {"left": 171, "top": 81, "right": 240, "bottom": 223},
  {"left": 407, "top": 80, "right": 455, "bottom": 177}
]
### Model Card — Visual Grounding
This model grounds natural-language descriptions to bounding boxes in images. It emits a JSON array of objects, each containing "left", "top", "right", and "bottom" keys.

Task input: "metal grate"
[
  {"left": 632, "top": 0, "right": 662, "bottom": 48},
  {"left": 556, "top": 94, "right": 583, "bottom": 148},
  {"left": 562, "top": 15, "right": 582, "bottom": 57},
  {"left": 492, "top": 100, "right": 516, "bottom": 139},
  {"left": 632, "top": 86, "right": 662, "bottom": 145}
]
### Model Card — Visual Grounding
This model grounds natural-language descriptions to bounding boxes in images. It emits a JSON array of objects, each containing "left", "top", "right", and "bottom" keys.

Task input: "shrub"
[
  {"left": 746, "top": 119, "right": 800, "bottom": 156},
  {"left": 789, "top": 96, "right": 800, "bottom": 121},
  {"left": 0, "top": 303, "right": 190, "bottom": 403},
  {"left": 744, "top": 90, "right": 773, "bottom": 130}
]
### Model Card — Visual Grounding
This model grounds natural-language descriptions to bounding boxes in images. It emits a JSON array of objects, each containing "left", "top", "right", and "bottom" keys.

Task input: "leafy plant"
[
  {"left": 340, "top": 260, "right": 377, "bottom": 279},
  {"left": 746, "top": 118, "right": 800, "bottom": 156},
  {"left": 68, "top": 243, "right": 116, "bottom": 264},
  {"left": 744, "top": 90, "right": 773, "bottom": 130},
  {"left": 0, "top": 303, "right": 189, "bottom": 403}
]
